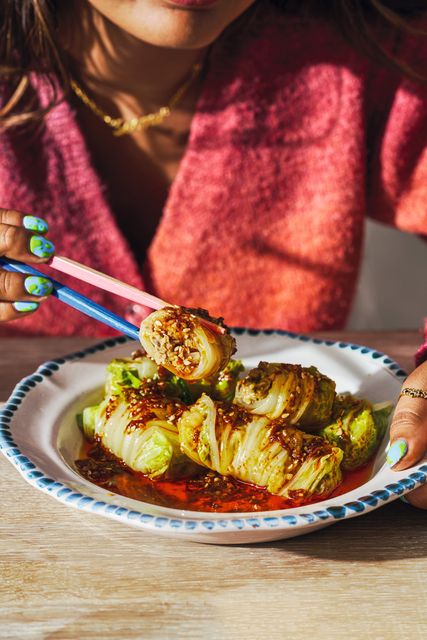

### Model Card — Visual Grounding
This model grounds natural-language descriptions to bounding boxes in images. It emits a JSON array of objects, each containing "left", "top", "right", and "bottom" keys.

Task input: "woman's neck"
[{"left": 63, "top": 2, "right": 208, "bottom": 109}]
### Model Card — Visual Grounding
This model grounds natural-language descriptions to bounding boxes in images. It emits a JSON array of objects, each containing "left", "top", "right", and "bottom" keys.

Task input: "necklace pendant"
[
  {"left": 140, "top": 107, "right": 171, "bottom": 130},
  {"left": 71, "top": 59, "right": 202, "bottom": 137},
  {"left": 113, "top": 107, "right": 172, "bottom": 136},
  {"left": 113, "top": 117, "right": 138, "bottom": 137}
]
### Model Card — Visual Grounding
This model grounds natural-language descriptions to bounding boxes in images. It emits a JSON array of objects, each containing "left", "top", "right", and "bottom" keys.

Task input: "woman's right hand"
[{"left": 0, "top": 209, "right": 55, "bottom": 322}]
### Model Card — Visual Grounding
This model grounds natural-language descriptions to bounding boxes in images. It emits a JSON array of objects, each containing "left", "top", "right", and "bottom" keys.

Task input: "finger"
[
  {"left": 0, "top": 300, "right": 40, "bottom": 322},
  {"left": 0, "top": 223, "right": 55, "bottom": 263},
  {"left": 0, "top": 269, "right": 53, "bottom": 302},
  {"left": 0, "top": 209, "right": 49, "bottom": 234},
  {"left": 404, "top": 483, "right": 427, "bottom": 510},
  {"left": 388, "top": 361, "right": 427, "bottom": 470}
]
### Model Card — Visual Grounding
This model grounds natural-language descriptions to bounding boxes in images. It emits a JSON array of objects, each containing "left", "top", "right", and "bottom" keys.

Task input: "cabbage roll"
[
  {"left": 320, "top": 395, "right": 393, "bottom": 470},
  {"left": 178, "top": 394, "right": 343, "bottom": 500},
  {"left": 105, "top": 355, "right": 160, "bottom": 396},
  {"left": 234, "top": 362, "right": 336, "bottom": 426},
  {"left": 105, "top": 353, "right": 243, "bottom": 404},
  {"left": 139, "top": 306, "right": 236, "bottom": 380},
  {"left": 180, "top": 358, "right": 245, "bottom": 403},
  {"left": 81, "top": 389, "right": 192, "bottom": 479}
]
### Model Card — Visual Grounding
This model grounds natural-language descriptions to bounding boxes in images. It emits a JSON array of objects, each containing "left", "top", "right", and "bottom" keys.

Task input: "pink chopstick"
[{"left": 47, "top": 255, "right": 225, "bottom": 335}]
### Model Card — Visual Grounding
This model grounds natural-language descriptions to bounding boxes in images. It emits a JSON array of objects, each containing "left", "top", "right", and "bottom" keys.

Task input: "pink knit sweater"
[{"left": 1, "top": 5, "right": 426, "bottom": 343}]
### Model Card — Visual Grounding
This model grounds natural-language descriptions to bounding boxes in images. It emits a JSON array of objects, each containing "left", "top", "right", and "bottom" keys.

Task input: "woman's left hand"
[{"left": 388, "top": 360, "right": 427, "bottom": 508}]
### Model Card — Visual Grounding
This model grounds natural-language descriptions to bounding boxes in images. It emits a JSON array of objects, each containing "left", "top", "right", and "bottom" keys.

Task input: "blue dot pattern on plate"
[{"left": 0, "top": 331, "right": 423, "bottom": 536}]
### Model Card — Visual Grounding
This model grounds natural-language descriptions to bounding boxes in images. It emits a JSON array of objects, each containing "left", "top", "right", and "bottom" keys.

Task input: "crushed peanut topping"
[{"left": 141, "top": 306, "right": 236, "bottom": 378}]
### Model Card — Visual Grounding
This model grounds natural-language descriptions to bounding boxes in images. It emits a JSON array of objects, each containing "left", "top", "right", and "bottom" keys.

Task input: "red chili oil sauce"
[{"left": 75, "top": 441, "right": 375, "bottom": 513}]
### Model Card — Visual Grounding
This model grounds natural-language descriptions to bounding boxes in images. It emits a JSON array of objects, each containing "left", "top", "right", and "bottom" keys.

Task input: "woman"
[{"left": 0, "top": 0, "right": 426, "bottom": 506}]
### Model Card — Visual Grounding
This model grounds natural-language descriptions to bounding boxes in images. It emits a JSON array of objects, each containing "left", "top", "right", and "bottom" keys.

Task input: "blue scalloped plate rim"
[{"left": 1, "top": 329, "right": 426, "bottom": 541}]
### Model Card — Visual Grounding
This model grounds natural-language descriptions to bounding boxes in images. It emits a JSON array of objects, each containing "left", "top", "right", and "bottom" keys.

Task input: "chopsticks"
[
  {"left": 48, "top": 256, "right": 168, "bottom": 312},
  {"left": 0, "top": 255, "right": 225, "bottom": 337},
  {"left": 0, "top": 258, "right": 140, "bottom": 341},
  {"left": 47, "top": 256, "right": 225, "bottom": 335}
]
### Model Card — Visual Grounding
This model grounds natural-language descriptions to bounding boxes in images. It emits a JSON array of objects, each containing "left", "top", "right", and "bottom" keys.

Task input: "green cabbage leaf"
[
  {"left": 80, "top": 389, "right": 194, "bottom": 479},
  {"left": 234, "top": 362, "right": 336, "bottom": 427},
  {"left": 178, "top": 393, "right": 343, "bottom": 500},
  {"left": 320, "top": 395, "right": 393, "bottom": 470}
]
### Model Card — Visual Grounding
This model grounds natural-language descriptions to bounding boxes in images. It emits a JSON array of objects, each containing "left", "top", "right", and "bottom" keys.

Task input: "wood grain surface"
[{"left": 1, "top": 333, "right": 426, "bottom": 640}]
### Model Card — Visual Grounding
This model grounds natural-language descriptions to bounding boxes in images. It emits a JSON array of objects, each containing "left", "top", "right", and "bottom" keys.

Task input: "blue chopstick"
[{"left": 0, "top": 257, "right": 140, "bottom": 341}]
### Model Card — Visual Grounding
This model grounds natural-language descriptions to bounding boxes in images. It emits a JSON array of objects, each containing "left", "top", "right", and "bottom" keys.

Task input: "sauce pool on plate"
[{"left": 75, "top": 442, "right": 374, "bottom": 513}]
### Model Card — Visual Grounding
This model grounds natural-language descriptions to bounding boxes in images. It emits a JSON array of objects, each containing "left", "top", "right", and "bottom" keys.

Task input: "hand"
[
  {"left": 0, "top": 209, "right": 55, "bottom": 321},
  {"left": 388, "top": 360, "right": 427, "bottom": 508}
]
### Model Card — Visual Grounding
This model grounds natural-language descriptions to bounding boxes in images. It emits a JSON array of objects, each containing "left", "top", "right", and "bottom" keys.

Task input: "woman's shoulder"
[
  {"left": 212, "top": 3, "right": 369, "bottom": 110},
  {"left": 239, "top": 2, "right": 427, "bottom": 82},
  {"left": 243, "top": 2, "right": 364, "bottom": 66}
]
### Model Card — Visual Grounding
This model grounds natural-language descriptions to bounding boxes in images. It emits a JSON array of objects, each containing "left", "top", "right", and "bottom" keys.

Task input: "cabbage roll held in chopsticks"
[
  {"left": 178, "top": 394, "right": 343, "bottom": 500},
  {"left": 234, "top": 362, "right": 336, "bottom": 427},
  {"left": 139, "top": 306, "right": 236, "bottom": 380}
]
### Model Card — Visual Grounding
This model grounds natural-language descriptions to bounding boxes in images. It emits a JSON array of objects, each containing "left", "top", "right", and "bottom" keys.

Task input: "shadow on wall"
[{"left": 348, "top": 219, "right": 427, "bottom": 331}]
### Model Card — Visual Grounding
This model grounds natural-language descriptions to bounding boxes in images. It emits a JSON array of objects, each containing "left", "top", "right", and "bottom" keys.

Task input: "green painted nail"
[
  {"left": 24, "top": 276, "right": 53, "bottom": 297},
  {"left": 29, "top": 235, "right": 55, "bottom": 259},
  {"left": 13, "top": 301, "right": 39, "bottom": 313},
  {"left": 23, "top": 215, "right": 49, "bottom": 234},
  {"left": 386, "top": 439, "right": 408, "bottom": 467}
]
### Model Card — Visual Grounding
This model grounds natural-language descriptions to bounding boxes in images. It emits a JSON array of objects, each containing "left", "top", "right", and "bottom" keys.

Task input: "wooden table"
[{"left": 1, "top": 333, "right": 426, "bottom": 640}]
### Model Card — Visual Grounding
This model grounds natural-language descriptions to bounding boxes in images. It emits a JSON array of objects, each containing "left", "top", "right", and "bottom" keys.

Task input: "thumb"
[{"left": 387, "top": 360, "right": 427, "bottom": 508}]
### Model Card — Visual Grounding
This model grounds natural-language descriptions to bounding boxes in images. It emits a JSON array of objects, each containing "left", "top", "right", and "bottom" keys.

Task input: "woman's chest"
[{"left": 76, "top": 110, "right": 192, "bottom": 262}]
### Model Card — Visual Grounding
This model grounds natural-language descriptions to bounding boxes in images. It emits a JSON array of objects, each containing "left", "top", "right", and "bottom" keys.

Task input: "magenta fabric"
[
  {"left": 415, "top": 321, "right": 427, "bottom": 367},
  {"left": 0, "top": 6, "right": 427, "bottom": 338}
]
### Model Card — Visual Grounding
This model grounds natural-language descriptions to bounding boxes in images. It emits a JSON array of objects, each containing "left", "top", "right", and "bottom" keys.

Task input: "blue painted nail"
[
  {"left": 24, "top": 276, "right": 53, "bottom": 297},
  {"left": 386, "top": 439, "right": 408, "bottom": 467},
  {"left": 29, "top": 235, "right": 55, "bottom": 258},
  {"left": 13, "top": 301, "right": 39, "bottom": 313},
  {"left": 23, "top": 215, "right": 49, "bottom": 234}
]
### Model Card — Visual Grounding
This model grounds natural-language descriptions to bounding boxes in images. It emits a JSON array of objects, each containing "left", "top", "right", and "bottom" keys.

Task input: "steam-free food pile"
[{"left": 76, "top": 307, "right": 392, "bottom": 512}]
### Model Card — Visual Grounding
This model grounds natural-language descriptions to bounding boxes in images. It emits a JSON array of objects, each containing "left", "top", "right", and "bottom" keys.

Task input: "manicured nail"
[
  {"left": 29, "top": 235, "right": 55, "bottom": 258},
  {"left": 23, "top": 215, "right": 49, "bottom": 234},
  {"left": 24, "top": 276, "right": 53, "bottom": 297},
  {"left": 13, "top": 301, "right": 39, "bottom": 313},
  {"left": 386, "top": 439, "right": 408, "bottom": 467}
]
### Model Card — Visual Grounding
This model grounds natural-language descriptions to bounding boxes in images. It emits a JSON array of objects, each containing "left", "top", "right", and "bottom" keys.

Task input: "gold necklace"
[{"left": 70, "top": 62, "right": 202, "bottom": 137}]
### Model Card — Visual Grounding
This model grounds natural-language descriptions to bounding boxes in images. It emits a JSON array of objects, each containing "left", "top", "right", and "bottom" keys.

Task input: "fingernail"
[
  {"left": 13, "top": 301, "right": 39, "bottom": 313},
  {"left": 386, "top": 439, "right": 408, "bottom": 467},
  {"left": 24, "top": 276, "right": 53, "bottom": 297},
  {"left": 23, "top": 215, "right": 49, "bottom": 234},
  {"left": 29, "top": 235, "right": 55, "bottom": 258}
]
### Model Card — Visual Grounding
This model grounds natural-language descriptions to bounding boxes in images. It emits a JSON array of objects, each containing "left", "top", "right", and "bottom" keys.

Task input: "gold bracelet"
[{"left": 399, "top": 387, "right": 427, "bottom": 400}]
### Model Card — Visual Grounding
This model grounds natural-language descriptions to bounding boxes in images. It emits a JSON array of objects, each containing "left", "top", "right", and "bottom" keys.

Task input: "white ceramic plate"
[{"left": 1, "top": 331, "right": 426, "bottom": 544}]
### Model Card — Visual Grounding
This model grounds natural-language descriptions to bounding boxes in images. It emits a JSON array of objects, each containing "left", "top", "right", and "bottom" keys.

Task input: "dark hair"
[{"left": 1, "top": 0, "right": 426, "bottom": 128}]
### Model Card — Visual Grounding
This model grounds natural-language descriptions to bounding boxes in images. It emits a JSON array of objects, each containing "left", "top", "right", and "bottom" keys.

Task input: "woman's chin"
[
  {"left": 128, "top": 15, "right": 228, "bottom": 50},
  {"left": 86, "top": 0, "right": 255, "bottom": 50}
]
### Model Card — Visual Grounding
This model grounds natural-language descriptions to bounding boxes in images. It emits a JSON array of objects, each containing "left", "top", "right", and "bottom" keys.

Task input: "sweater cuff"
[{"left": 415, "top": 319, "right": 427, "bottom": 368}]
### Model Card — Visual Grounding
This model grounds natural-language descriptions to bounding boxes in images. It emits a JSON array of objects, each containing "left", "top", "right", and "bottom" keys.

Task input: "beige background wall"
[{"left": 348, "top": 220, "right": 427, "bottom": 330}]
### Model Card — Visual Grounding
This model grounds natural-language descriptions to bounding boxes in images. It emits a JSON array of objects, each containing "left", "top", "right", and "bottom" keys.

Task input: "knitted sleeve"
[
  {"left": 366, "top": 29, "right": 427, "bottom": 238},
  {"left": 415, "top": 320, "right": 427, "bottom": 367}
]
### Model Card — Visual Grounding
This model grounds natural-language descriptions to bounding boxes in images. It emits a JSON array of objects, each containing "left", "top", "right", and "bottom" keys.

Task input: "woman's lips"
[{"left": 165, "top": 0, "right": 220, "bottom": 8}]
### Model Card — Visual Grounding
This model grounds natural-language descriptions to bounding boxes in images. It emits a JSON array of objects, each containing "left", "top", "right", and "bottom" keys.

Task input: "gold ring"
[{"left": 399, "top": 387, "right": 427, "bottom": 400}]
